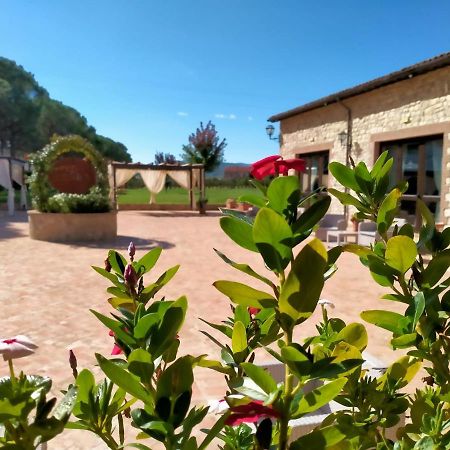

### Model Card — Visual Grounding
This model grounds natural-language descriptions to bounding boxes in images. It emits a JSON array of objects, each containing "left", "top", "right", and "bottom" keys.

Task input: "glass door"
[{"left": 381, "top": 136, "right": 443, "bottom": 226}]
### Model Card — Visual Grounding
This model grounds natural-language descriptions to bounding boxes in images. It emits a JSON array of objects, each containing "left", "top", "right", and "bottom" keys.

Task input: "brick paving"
[{"left": 0, "top": 210, "right": 410, "bottom": 448}]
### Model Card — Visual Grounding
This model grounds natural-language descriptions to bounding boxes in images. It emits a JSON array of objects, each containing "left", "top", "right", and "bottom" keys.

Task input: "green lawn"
[{"left": 117, "top": 186, "right": 259, "bottom": 204}]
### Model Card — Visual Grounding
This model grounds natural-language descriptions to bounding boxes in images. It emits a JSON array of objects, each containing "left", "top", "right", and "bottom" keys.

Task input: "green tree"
[
  {"left": 181, "top": 121, "right": 226, "bottom": 172},
  {"left": 0, "top": 57, "right": 132, "bottom": 162}
]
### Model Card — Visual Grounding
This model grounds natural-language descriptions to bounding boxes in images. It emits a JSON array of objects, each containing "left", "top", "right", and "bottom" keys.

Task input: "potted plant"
[{"left": 197, "top": 197, "right": 208, "bottom": 214}]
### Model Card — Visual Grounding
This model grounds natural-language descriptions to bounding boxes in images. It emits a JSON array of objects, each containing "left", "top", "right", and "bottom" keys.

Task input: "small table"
[{"left": 326, "top": 230, "right": 358, "bottom": 246}]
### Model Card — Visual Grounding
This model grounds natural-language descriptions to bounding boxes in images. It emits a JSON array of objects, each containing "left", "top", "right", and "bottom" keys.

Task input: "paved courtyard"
[{"left": 0, "top": 210, "right": 407, "bottom": 448}]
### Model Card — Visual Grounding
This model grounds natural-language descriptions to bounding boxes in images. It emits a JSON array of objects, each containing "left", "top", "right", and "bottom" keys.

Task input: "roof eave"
[{"left": 268, "top": 52, "right": 450, "bottom": 123}]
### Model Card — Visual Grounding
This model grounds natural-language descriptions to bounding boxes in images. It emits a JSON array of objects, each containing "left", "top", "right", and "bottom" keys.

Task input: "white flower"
[
  {"left": 318, "top": 299, "right": 335, "bottom": 310},
  {"left": 208, "top": 399, "right": 229, "bottom": 414},
  {"left": 0, "top": 335, "right": 38, "bottom": 360}
]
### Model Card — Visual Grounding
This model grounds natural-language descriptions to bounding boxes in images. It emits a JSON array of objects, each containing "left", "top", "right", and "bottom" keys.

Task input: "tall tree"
[
  {"left": 0, "top": 57, "right": 132, "bottom": 162},
  {"left": 181, "top": 121, "right": 226, "bottom": 172}
]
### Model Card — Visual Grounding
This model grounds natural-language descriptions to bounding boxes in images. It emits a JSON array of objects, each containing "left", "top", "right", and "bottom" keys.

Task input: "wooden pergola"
[{"left": 109, "top": 162, "right": 205, "bottom": 210}]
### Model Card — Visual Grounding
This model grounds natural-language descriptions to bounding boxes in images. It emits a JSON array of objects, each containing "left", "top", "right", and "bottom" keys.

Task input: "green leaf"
[
  {"left": 391, "top": 333, "right": 417, "bottom": 349},
  {"left": 292, "top": 378, "right": 347, "bottom": 418},
  {"left": 330, "top": 342, "right": 362, "bottom": 375},
  {"left": 253, "top": 207, "right": 293, "bottom": 272},
  {"left": 280, "top": 346, "right": 312, "bottom": 378},
  {"left": 95, "top": 354, "right": 152, "bottom": 404},
  {"left": 329, "top": 162, "right": 360, "bottom": 191},
  {"left": 134, "top": 313, "right": 160, "bottom": 339},
  {"left": 377, "top": 188, "right": 401, "bottom": 234},
  {"left": 378, "top": 356, "right": 421, "bottom": 389},
  {"left": 290, "top": 424, "right": 347, "bottom": 449},
  {"left": 334, "top": 323, "right": 368, "bottom": 351},
  {"left": 327, "top": 189, "right": 367, "bottom": 211},
  {"left": 354, "top": 161, "right": 373, "bottom": 195},
  {"left": 422, "top": 249, "right": 450, "bottom": 287},
  {"left": 213, "top": 249, "right": 276, "bottom": 289},
  {"left": 238, "top": 193, "right": 267, "bottom": 208},
  {"left": 370, "top": 151, "right": 389, "bottom": 178},
  {"left": 136, "top": 247, "right": 162, "bottom": 274},
  {"left": 279, "top": 238, "right": 327, "bottom": 326},
  {"left": 108, "top": 250, "right": 127, "bottom": 274},
  {"left": 292, "top": 196, "right": 332, "bottom": 234},
  {"left": 409, "top": 292, "right": 425, "bottom": 331},
  {"left": 53, "top": 385, "right": 78, "bottom": 421},
  {"left": 128, "top": 349, "right": 154, "bottom": 383},
  {"left": 367, "top": 255, "right": 395, "bottom": 287},
  {"left": 231, "top": 321, "right": 247, "bottom": 354},
  {"left": 220, "top": 216, "right": 258, "bottom": 252},
  {"left": 156, "top": 356, "right": 194, "bottom": 400},
  {"left": 385, "top": 236, "right": 417, "bottom": 273},
  {"left": 72, "top": 369, "right": 95, "bottom": 417},
  {"left": 150, "top": 297, "right": 187, "bottom": 358},
  {"left": 240, "top": 363, "right": 277, "bottom": 394},
  {"left": 417, "top": 199, "right": 435, "bottom": 248},
  {"left": 90, "top": 310, "right": 136, "bottom": 345},
  {"left": 266, "top": 176, "right": 300, "bottom": 215},
  {"left": 213, "top": 280, "right": 277, "bottom": 309},
  {"left": 360, "top": 310, "right": 405, "bottom": 333},
  {"left": 92, "top": 266, "right": 123, "bottom": 287},
  {"left": 198, "top": 413, "right": 230, "bottom": 450}
]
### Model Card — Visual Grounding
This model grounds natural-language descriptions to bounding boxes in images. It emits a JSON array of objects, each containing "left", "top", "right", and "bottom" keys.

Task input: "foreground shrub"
[{"left": 3, "top": 151, "right": 450, "bottom": 449}]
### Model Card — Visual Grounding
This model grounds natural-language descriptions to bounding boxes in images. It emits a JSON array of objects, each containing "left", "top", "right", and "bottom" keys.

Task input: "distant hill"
[{"left": 207, "top": 162, "right": 250, "bottom": 178}]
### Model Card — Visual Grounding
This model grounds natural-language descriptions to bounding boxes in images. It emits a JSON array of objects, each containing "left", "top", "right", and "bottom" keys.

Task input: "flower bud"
[
  {"left": 69, "top": 349, "right": 78, "bottom": 378},
  {"left": 104, "top": 258, "right": 112, "bottom": 272},
  {"left": 124, "top": 263, "right": 138, "bottom": 287},
  {"left": 128, "top": 242, "right": 136, "bottom": 261}
]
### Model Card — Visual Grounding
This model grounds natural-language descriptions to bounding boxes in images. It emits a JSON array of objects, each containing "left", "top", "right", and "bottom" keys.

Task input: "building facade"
[{"left": 268, "top": 52, "right": 450, "bottom": 226}]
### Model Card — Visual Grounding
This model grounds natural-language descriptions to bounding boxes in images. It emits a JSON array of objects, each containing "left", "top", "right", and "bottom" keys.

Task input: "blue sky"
[{"left": 1, "top": 1, "right": 450, "bottom": 163}]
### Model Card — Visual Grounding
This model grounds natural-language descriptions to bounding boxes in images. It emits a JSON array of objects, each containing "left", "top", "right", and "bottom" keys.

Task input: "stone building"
[{"left": 268, "top": 52, "right": 450, "bottom": 226}]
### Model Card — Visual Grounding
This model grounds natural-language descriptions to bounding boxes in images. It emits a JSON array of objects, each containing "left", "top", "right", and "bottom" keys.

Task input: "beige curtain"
[
  {"left": 167, "top": 170, "right": 190, "bottom": 189},
  {"left": 115, "top": 168, "right": 138, "bottom": 187},
  {"left": 139, "top": 170, "right": 167, "bottom": 203},
  {"left": 0, "top": 159, "right": 14, "bottom": 215}
]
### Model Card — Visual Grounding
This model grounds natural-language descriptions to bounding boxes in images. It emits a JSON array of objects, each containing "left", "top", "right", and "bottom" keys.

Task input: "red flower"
[
  {"left": 250, "top": 155, "right": 281, "bottom": 179},
  {"left": 250, "top": 155, "right": 306, "bottom": 180},
  {"left": 109, "top": 330, "right": 123, "bottom": 355},
  {"left": 248, "top": 307, "right": 261, "bottom": 317},
  {"left": 274, "top": 158, "right": 306, "bottom": 176},
  {"left": 225, "top": 400, "right": 279, "bottom": 426}
]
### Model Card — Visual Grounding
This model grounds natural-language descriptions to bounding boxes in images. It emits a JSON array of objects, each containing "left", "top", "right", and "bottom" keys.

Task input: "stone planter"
[{"left": 28, "top": 210, "right": 117, "bottom": 242}]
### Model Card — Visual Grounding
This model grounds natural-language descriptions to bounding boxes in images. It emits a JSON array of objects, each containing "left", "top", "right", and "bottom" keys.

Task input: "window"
[
  {"left": 295, "top": 151, "right": 329, "bottom": 194},
  {"left": 380, "top": 135, "right": 443, "bottom": 226}
]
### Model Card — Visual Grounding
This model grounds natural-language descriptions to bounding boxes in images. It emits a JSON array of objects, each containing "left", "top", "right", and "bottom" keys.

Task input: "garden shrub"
[{"left": 46, "top": 187, "right": 110, "bottom": 213}]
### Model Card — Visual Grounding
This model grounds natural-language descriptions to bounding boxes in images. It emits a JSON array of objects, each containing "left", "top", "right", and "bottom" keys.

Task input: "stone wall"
[{"left": 279, "top": 66, "right": 450, "bottom": 222}]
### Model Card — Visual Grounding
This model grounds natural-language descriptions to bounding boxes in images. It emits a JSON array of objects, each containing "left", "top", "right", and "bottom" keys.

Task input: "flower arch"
[{"left": 28, "top": 135, "right": 109, "bottom": 212}]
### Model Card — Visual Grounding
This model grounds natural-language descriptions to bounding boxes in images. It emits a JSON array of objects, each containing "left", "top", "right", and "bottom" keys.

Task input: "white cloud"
[
  {"left": 177, "top": 111, "right": 188, "bottom": 117},
  {"left": 215, "top": 113, "right": 237, "bottom": 120}
]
